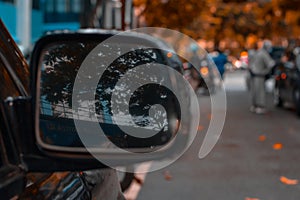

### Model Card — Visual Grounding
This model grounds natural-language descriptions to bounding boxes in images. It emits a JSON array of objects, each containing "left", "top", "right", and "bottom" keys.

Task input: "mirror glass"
[{"left": 38, "top": 36, "right": 184, "bottom": 152}]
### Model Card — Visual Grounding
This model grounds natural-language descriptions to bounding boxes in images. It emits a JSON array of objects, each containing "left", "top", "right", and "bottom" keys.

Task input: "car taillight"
[
  {"left": 281, "top": 73, "right": 287, "bottom": 80},
  {"left": 167, "top": 52, "right": 173, "bottom": 58}
]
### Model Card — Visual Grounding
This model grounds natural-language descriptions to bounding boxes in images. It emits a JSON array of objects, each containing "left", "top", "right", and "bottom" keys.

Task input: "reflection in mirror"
[
  {"left": 39, "top": 42, "right": 97, "bottom": 148},
  {"left": 38, "top": 39, "right": 182, "bottom": 151}
]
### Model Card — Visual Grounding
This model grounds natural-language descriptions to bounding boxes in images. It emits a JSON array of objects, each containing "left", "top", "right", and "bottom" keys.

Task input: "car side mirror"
[{"left": 27, "top": 31, "right": 196, "bottom": 171}]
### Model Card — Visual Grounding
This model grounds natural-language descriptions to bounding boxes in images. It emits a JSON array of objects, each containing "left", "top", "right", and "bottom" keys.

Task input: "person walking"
[
  {"left": 211, "top": 48, "right": 228, "bottom": 78},
  {"left": 249, "top": 40, "right": 275, "bottom": 114},
  {"left": 246, "top": 44, "right": 258, "bottom": 90}
]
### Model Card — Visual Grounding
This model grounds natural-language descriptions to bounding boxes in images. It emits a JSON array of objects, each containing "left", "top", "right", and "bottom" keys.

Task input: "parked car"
[
  {"left": 274, "top": 57, "right": 300, "bottom": 116},
  {"left": 0, "top": 19, "right": 194, "bottom": 199},
  {"left": 270, "top": 46, "right": 286, "bottom": 67}
]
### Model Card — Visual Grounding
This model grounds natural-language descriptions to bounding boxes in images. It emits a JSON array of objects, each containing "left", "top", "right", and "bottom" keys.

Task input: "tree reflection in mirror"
[{"left": 38, "top": 40, "right": 181, "bottom": 151}]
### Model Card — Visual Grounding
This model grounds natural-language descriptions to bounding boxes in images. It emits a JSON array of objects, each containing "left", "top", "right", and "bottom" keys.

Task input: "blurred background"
[{"left": 1, "top": 0, "right": 300, "bottom": 56}]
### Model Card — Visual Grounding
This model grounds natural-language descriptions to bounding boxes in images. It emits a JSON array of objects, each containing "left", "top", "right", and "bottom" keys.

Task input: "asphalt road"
[{"left": 129, "top": 70, "right": 300, "bottom": 200}]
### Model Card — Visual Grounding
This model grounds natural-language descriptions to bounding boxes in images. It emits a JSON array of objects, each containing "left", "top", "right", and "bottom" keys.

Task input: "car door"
[
  {"left": 0, "top": 51, "right": 26, "bottom": 200},
  {"left": 0, "top": 55, "right": 91, "bottom": 200},
  {"left": 278, "top": 63, "right": 292, "bottom": 102},
  {"left": 0, "top": 20, "right": 93, "bottom": 200}
]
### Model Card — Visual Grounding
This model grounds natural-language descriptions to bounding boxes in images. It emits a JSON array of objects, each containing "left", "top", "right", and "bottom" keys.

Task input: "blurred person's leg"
[
  {"left": 255, "top": 77, "right": 266, "bottom": 108},
  {"left": 250, "top": 77, "right": 256, "bottom": 111},
  {"left": 251, "top": 77, "right": 267, "bottom": 114}
]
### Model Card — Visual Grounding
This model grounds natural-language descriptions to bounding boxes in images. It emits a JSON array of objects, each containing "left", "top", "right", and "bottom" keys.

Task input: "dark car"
[
  {"left": 0, "top": 20, "right": 92, "bottom": 200},
  {"left": 0, "top": 19, "right": 194, "bottom": 199},
  {"left": 270, "top": 46, "right": 286, "bottom": 75},
  {"left": 270, "top": 46, "right": 286, "bottom": 66},
  {"left": 274, "top": 58, "right": 300, "bottom": 116}
]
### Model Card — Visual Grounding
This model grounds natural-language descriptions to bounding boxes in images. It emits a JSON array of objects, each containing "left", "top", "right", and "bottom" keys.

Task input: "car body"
[
  {"left": 0, "top": 19, "right": 193, "bottom": 199},
  {"left": 269, "top": 46, "right": 286, "bottom": 76},
  {"left": 0, "top": 20, "right": 92, "bottom": 200},
  {"left": 274, "top": 59, "right": 300, "bottom": 116},
  {"left": 270, "top": 46, "right": 286, "bottom": 67}
]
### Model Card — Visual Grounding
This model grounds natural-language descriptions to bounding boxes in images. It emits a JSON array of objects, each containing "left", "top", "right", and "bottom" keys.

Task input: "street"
[{"left": 127, "top": 70, "right": 300, "bottom": 200}]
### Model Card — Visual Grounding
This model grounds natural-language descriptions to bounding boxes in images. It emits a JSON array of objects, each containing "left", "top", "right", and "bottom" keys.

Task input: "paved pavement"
[{"left": 126, "top": 70, "right": 300, "bottom": 200}]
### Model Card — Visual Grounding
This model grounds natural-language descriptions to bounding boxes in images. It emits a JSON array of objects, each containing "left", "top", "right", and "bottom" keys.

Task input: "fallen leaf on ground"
[
  {"left": 245, "top": 197, "right": 260, "bottom": 200},
  {"left": 198, "top": 125, "right": 204, "bottom": 131},
  {"left": 280, "top": 176, "right": 298, "bottom": 185},
  {"left": 273, "top": 143, "right": 283, "bottom": 150},
  {"left": 207, "top": 114, "right": 212, "bottom": 120},
  {"left": 258, "top": 135, "right": 266, "bottom": 142},
  {"left": 164, "top": 170, "right": 172, "bottom": 181}
]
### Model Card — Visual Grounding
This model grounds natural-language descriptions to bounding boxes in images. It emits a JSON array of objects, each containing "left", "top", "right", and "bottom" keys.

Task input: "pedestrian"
[
  {"left": 211, "top": 48, "right": 227, "bottom": 78},
  {"left": 293, "top": 47, "right": 300, "bottom": 69},
  {"left": 249, "top": 40, "right": 275, "bottom": 114},
  {"left": 246, "top": 43, "right": 258, "bottom": 90}
]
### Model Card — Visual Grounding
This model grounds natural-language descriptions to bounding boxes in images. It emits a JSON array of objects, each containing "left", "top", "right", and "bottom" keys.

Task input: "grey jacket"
[{"left": 250, "top": 48, "right": 275, "bottom": 76}]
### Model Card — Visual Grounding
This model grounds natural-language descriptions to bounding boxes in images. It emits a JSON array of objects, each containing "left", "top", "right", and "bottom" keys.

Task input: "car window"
[
  {"left": 0, "top": 130, "right": 4, "bottom": 167},
  {"left": 0, "top": 21, "right": 29, "bottom": 94},
  {"left": 0, "top": 58, "right": 21, "bottom": 99},
  {"left": 0, "top": 127, "right": 10, "bottom": 167},
  {"left": 0, "top": 106, "right": 18, "bottom": 166},
  {"left": 270, "top": 47, "right": 285, "bottom": 64},
  {"left": 0, "top": 56, "right": 22, "bottom": 166}
]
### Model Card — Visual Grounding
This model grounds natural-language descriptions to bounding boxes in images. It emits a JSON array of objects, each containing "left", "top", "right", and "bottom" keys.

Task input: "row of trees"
[{"left": 133, "top": 0, "right": 300, "bottom": 54}]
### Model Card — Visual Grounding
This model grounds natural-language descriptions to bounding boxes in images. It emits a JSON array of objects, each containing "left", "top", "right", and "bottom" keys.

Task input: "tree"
[{"left": 134, "top": 0, "right": 300, "bottom": 54}]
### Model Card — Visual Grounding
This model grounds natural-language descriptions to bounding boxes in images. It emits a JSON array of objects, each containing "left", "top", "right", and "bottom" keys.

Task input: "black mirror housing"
[{"left": 26, "top": 30, "right": 193, "bottom": 171}]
